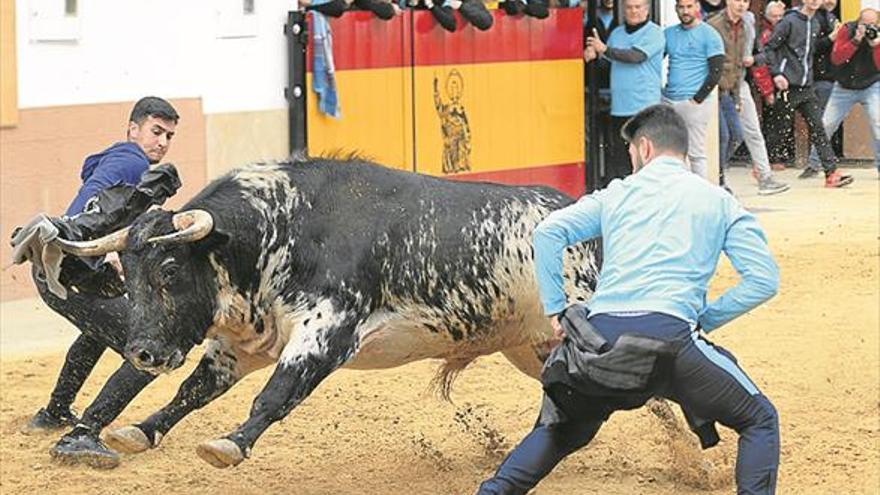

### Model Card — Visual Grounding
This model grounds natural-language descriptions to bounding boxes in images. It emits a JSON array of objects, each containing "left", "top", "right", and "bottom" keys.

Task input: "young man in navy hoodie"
[
  {"left": 65, "top": 98, "right": 178, "bottom": 217},
  {"left": 22, "top": 97, "right": 179, "bottom": 468}
]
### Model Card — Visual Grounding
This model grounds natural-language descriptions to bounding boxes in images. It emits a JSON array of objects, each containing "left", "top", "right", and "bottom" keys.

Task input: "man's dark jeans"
[
  {"left": 477, "top": 313, "right": 780, "bottom": 495},
  {"left": 786, "top": 86, "right": 838, "bottom": 174}
]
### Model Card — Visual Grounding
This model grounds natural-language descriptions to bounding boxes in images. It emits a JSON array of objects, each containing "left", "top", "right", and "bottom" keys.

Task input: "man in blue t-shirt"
[
  {"left": 663, "top": 0, "right": 725, "bottom": 179},
  {"left": 22, "top": 97, "right": 180, "bottom": 469},
  {"left": 585, "top": 0, "right": 664, "bottom": 186}
]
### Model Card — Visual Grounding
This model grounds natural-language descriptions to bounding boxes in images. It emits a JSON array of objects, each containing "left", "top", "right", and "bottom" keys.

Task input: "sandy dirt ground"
[{"left": 0, "top": 167, "right": 877, "bottom": 495}]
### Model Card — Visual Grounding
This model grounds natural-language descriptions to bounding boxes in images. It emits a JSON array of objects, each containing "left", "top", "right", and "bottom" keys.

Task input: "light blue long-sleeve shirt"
[{"left": 533, "top": 156, "right": 779, "bottom": 332}]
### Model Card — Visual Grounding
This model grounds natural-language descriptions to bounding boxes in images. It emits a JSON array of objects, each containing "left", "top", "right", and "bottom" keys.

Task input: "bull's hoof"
[
  {"left": 49, "top": 431, "right": 120, "bottom": 469},
  {"left": 20, "top": 408, "right": 80, "bottom": 435},
  {"left": 196, "top": 438, "right": 245, "bottom": 468},
  {"left": 104, "top": 426, "right": 161, "bottom": 454}
]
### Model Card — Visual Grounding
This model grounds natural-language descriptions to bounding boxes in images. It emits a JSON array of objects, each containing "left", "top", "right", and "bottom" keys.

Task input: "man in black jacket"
[
  {"left": 758, "top": 0, "right": 853, "bottom": 187},
  {"left": 800, "top": 0, "right": 844, "bottom": 177}
]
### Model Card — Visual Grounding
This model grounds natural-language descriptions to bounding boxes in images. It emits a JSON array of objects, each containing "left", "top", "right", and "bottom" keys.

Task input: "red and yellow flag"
[{"left": 307, "top": 9, "right": 586, "bottom": 197}]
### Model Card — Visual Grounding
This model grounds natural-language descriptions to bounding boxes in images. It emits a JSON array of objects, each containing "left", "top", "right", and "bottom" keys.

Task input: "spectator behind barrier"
[
  {"left": 500, "top": 0, "right": 550, "bottom": 18},
  {"left": 301, "top": 0, "right": 401, "bottom": 19},
  {"left": 409, "top": 0, "right": 493, "bottom": 32},
  {"left": 751, "top": 0, "right": 795, "bottom": 169},
  {"left": 801, "top": 0, "right": 845, "bottom": 176},
  {"left": 584, "top": 0, "right": 665, "bottom": 186},
  {"left": 755, "top": 0, "right": 853, "bottom": 188},
  {"left": 707, "top": 0, "right": 790, "bottom": 195},
  {"left": 807, "top": 7, "right": 880, "bottom": 174},
  {"left": 300, "top": 0, "right": 351, "bottom": 17},
  {"left": 663, "top": 0, "right": 726, "bottom": 180}
]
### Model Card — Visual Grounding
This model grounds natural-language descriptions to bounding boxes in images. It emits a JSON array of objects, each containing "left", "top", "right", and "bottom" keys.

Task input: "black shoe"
[
  {"left": 21, "top": 407, "right": 80, "bottom": 434},
  {"left": 50, "top": 427, "right": 121, "bottom": 469},
  {"left": 798, "top": 167, "right": 820, "bottom": 179}
]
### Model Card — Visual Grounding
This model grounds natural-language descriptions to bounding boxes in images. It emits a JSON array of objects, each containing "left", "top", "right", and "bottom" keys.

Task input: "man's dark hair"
[
  {"left": 129, "top": 96, "right": 180, "bottom": 125},
  {"left": 620, "top": 104, "right": 688, "bottom": 155}
]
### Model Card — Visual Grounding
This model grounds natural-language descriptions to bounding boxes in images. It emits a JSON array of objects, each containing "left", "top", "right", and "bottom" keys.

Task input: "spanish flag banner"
[{"left": 307, "top": 8, "right": 586, "bottom": 197}]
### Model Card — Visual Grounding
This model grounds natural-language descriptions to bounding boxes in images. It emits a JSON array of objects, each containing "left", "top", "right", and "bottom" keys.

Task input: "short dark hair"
[
  {"left": 620, "top": 104, "right": 688, "bottom": 155},
  {"left": 129, "top": 96, "right": 179, "bottom": 125}
]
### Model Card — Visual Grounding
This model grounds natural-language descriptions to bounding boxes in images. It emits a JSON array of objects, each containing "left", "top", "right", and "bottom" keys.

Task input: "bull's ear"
[{"left": 192, "top": 228, "right": 230, "bottom": 253}]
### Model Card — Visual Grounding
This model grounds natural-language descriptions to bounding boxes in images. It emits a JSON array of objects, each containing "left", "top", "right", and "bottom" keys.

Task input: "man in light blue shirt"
[
  {"left": 663, "top": 0, "right": 726, "bottom": 179},
  {"left": 478, "top": 105, "right": 780, "bottom": 495},
  {"left": 585, "top": 0, "right": 664, "bottom": 186}
]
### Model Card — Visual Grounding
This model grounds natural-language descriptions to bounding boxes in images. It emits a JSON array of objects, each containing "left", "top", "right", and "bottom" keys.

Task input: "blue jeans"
[
  {"left": 719, "top": 93, "right": 744, "bottom": 184},
  {"left": 808, "top": 81, "right": 880, "bottom": 171},
  {"left": 477, "top": 313, "right": 780, "bottom": 495}
]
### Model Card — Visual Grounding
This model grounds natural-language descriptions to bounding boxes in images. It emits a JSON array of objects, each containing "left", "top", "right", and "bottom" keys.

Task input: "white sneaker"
[{"left": 758, "top": 177, "right": 790, "bottom": 195}]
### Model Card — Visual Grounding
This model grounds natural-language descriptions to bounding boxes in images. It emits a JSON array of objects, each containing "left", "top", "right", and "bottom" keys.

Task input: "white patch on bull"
[
  {"left": 206, "top": 247, "right": 350, "bottom": 370},
  {"left": 228, "top": 162, "right": 294, "bottom": 196},
  {"left": 206, "top": 255, "right": 289, "bottom": 367},
  {"left": 279, "top": 298, "right": 348, "bottom": 366}
]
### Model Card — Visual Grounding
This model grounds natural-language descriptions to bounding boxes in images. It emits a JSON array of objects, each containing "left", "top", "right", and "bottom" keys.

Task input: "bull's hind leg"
[
  {"left": 196, "top": 305, "right": 359, "bottom": 468},
  {"left": 501, "top": 343, "right": 551, "bottom": 380},
  {"left": 104, "top": 337, "right": 267, "bottom": 455}
]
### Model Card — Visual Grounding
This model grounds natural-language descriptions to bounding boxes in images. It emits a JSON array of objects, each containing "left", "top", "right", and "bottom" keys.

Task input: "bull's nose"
[
  {"left": 135, "top": 349, "right": 164, "bottom": 368},
  {"left": 126, "top": 344, "right": 166, "bottom": 370}
]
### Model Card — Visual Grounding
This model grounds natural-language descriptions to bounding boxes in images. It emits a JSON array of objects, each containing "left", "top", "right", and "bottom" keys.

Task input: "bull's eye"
[{"left": 159, "top": 259, "right": 180, "bottom": 284}]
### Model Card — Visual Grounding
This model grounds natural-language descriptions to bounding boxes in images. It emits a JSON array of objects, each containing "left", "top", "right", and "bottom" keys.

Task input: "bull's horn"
[
  {"left": 55, "top": 226, "right": 131, "bottom": 257},
  {"left": 147, "top": 209, "right": 214, "bottom": 245}
]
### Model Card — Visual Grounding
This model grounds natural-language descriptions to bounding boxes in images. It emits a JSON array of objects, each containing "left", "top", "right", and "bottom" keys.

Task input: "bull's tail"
[{"left": 430, "top": 358, "right": 471, "bottom": 402}]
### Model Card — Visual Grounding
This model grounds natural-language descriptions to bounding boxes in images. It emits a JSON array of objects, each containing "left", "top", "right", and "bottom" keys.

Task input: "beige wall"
[
  {"left": 205, "top": 110, "right": 289, "bottom": 179},
  {"left": 0, "top": 99, "right": 207, "bottom": 301},
  {"left": 0, "top": 0, "right": 18, "bottom": 128}
]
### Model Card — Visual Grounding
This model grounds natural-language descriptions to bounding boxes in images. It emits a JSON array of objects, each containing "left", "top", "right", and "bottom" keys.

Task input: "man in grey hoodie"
[{"left": 758, "top": 0, "right": 853, "bottom": 187}]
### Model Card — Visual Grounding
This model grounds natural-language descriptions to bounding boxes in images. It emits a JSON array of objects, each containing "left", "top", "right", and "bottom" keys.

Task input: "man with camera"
[{"left": 806, "top": 7, "right": 880, "bottom": 175}]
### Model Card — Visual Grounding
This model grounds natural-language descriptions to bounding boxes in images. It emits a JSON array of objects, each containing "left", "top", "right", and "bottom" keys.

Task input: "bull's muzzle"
[{"left": 125, "top": 341, "right": 185, "bottom": 375}]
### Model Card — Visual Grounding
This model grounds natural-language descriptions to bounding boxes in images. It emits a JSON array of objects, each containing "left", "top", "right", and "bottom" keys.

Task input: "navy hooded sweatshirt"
[{"left": 65, "top": 142, "right": 150, "bottom": 217}]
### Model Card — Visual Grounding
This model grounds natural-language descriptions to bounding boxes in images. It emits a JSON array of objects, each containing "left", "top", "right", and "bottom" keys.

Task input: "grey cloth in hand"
[{"left": 10, "top": 214, "right": 67, "bottom": 299}]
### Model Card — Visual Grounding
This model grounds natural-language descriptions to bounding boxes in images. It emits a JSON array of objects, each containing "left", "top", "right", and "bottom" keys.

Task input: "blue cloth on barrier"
[{"left": 311, "top": 5, "right": 341, "bottom": 119}]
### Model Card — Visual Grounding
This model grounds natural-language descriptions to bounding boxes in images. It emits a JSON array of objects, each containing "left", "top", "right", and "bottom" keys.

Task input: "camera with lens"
[{"left": 865, "top": 24, "right": 878, "bottom": 41}]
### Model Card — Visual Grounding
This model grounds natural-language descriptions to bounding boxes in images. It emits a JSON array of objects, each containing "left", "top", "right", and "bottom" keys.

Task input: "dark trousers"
[
  {"left": 601, "top": 115, "right": 633, "bottom": 188},
  {"left": 33, "top": 264, "right": 155, "bottom": 431},
  {"left": 807, "top": 80, "right": 843, "bottom": 170},
  {"left": 719, "top": 93, "right": 745, "bottom": 186},
  {"left": 786, "top": 86, "right": 838, "bottom": 174},
  {"left": 762, "top": 97, "right": 796, "bottom": 165},
  {"left": 477, "top": 313, "right": 779, "bottom": 495}
]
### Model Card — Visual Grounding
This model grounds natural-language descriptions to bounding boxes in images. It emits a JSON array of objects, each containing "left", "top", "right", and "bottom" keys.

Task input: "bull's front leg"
[
  {"left": 196, "top": 310, "right": 359, "bottom": 468},
  {"left": 104, "top": 337, "right": 268, "bottom": 455}
]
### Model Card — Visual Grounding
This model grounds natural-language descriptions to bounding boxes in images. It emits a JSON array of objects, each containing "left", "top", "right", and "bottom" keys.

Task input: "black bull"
[{"left": 56, "top": 158, "right": 602, "bottom": 468}]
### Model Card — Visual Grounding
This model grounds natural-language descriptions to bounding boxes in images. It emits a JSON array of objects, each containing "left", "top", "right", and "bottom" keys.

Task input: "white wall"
[
  {"left": 16, "top": 0, "right": 297, "bottom": 114},
  {"left": 659, "top": 0, "right": 678, "bottom": 27}
]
